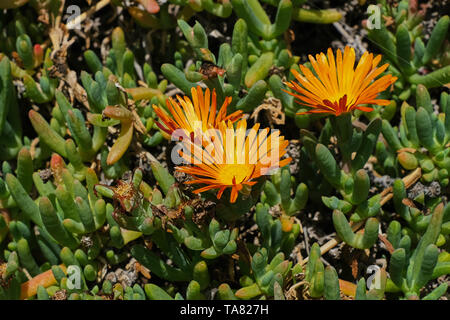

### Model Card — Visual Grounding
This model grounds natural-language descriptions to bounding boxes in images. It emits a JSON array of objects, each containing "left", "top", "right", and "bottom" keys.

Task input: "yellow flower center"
[{"left": 218, "top": 164, "right": 255, "bottom": 185}]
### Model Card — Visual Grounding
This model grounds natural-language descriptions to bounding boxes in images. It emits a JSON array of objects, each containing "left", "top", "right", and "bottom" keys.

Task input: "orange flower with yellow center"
[
  {"left": 153, "top": 86, "right": 243, "bottom": 138},
  {"left": 176, "top": 119, "right": 292, "bottom": 203},
  {"left": 284, "top": 46, "right": 397, "bottom": 116}
]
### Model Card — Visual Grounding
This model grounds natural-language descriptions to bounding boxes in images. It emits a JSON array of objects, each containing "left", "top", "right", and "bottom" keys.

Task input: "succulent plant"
[
  {"left": 378, "top": 86, "right": 450, "bottom": 186},
  {"left": 161, "top": 18, "right": 300, "bottom": 115},
  {"left": 0, "top": 57, "right": 23, "bottom": 162},
  {"left": 366, "top": 1, "right": 449, "bottom": 101},
  {"left": 232, "top": 248, "right": 291, "bottom": 300},
  {"left": 385, "top": 202, "right": 449, "bottom": 299}
]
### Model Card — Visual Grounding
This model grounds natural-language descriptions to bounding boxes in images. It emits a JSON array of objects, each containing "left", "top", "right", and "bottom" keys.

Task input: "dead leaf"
[
  {"left": 199, "top": 61, "right": 226, "bottom": 79},
  {"left": 402, "top": 198, "right": 417, "bottom": 208},
  {"left": 135, "top": 262, "right": 151, "bottom": 279},
  {"left": 397, "top": 147, "right": 417, "bottom": 153},
  {"left": 351, "top": 255, "right": 359, "bottom": 279},
  {"left": 378, "top": 234, "right": 395, "bottom": 254},
  {"left": 250, "top": 97, "right": 285, "bottom": 126}
]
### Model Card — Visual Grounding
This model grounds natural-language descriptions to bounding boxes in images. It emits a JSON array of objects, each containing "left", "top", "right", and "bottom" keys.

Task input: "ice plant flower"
[
  {"left": 175, "top": 119, "right": 292, "bottom": 203},
  {"left": 153, "top": 86, "right": 242, "bottom": 138},
  {"left": 284, "top": 46, "right": 398, "bottom": 116}
]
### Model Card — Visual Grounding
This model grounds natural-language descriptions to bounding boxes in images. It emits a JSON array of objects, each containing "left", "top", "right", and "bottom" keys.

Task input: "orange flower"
[
  {"left": 153, "top": 86, "right": 242, "bottom": 138},
  {"left": 284, "top": 46, "right": 397, "bottom": 116},
  {"left": 176, "top": 119, "right": 291, "bottom": 203}
]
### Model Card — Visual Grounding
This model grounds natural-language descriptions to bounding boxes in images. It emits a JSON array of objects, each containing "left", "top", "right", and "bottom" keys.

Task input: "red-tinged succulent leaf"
[
  {"left": 280, "top": 215, "right": 294, "bottom": 232},
  {"left": 50, "top": 154, "right": 66, "bottom": 185},
  {"left": 138, "top": 0, "right": 160, "bottom": 14},
  {"left": 33, "top": 44, "right": 43, "bottom": 66},
  {"left": 234, "top": 283, "right": 262, "bottom": 300},
  {"left": 128, "top": 7, "right": 160, "bottom": 29}
]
